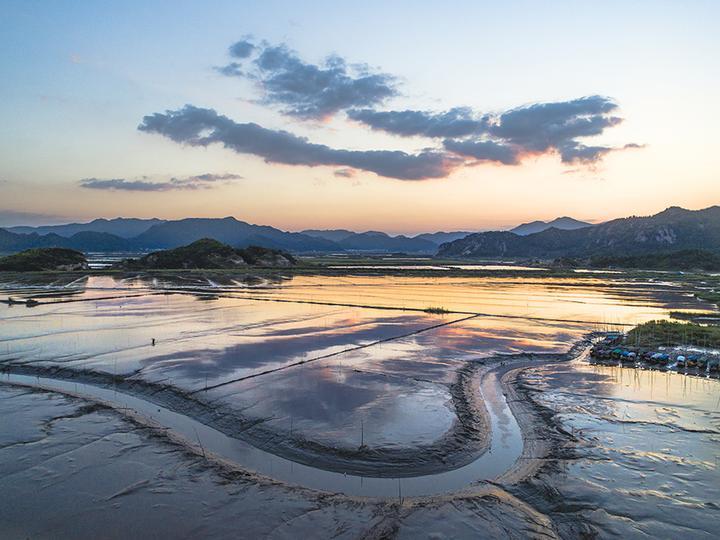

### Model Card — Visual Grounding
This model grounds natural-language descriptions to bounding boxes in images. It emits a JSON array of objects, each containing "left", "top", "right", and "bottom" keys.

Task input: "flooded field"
[{"left": 1, "top": 272, "right": 718, "bottom": 537}]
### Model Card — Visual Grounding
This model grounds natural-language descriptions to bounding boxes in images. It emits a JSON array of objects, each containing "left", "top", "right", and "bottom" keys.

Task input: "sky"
[{"left": 1, "top": 0, "right": 718, "bottom": 234}]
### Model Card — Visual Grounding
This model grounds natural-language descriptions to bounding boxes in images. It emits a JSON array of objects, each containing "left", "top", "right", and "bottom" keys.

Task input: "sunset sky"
[{"left": 1, "top": 1, "right": 718, "bottom": 234}]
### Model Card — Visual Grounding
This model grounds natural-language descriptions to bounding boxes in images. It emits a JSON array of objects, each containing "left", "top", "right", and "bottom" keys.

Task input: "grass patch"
[
  {"left": 627, "top": 320, "right": 720, "bottom": 348},
  {"left": 424, "top": 306, "right": 450, "bottom": 314}
]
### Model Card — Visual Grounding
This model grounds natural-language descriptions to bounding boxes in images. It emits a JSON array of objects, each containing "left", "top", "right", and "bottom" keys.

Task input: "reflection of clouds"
[
  {"left": 529, "top": 364, "right": 617, "bottom": 398},
  {"left": 261, "top": 276, "right": 702, "bottom": 325},
  {"left": 137, "top": 313, "right": 431, "bottom": 383},
  {"left": 264, "top": 370, "right": 383, "bottom": 422},
  {"left": 413, "top": 318, "right": 586, "bottom": 356},
  {"left": 218, "top": 363, "right": 451, "bottom": 447}
]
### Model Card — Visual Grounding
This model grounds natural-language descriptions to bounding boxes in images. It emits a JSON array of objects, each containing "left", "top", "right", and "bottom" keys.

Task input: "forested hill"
[{"left": 437, "top": 206, "right": 720, "bottom": 259}]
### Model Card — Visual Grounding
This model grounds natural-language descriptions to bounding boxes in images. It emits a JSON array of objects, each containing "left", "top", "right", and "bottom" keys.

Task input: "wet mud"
[{"left": 1, "top": 273, "right": 717, "bottom": 537}]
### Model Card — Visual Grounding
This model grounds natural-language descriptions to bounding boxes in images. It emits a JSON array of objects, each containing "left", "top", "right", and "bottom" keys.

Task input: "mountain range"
[
  {"left": 438, "top": 206, "right": 720, "bottom": 259},
  {"left": 0, "top": 217, "right": 468, "bottom": 254},
  {"left": 0, "top": 218, "right": 474, "bottom": 254},
  {"left": 7, "top": 218, "right": 166, "bottom": 238},
  {"left": 299, "top": 229, "right": 472, "bottom": 251},
  {"left": 0, "top": 217, "right": 338, "bottom": 253},
  {"left": 314, "top": 231, "right": 437, "bottom": 253},
  {"left": 4, "top": 207, "right": 717, "bottom": 258},
  {"left": 510, "top": 216, "right": 591, "bottom": 236}
]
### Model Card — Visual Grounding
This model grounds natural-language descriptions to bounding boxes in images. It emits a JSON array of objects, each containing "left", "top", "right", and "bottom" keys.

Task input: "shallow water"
[
  {"left": 522, "top": 360, "right": 720, "bottom": 538},
  {"left": 3, "top": 365, "right": 521, "bottom": 497},
  {"left": 0, "top": 274, "right": 700, "bottom": 457},
  {"left": 0, "top": 274, "right": 714, "bottom": 500},
  {"left": 0, "top": 384, "right": 554, "bottom": 539},
  {"left": 328, "top": 264, "right": 543, "bottom": 271}
]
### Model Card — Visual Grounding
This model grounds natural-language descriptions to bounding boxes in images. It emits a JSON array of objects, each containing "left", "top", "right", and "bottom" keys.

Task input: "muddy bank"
[
  {"left": 0, "top": 383, "right": 560, "bottom": 539},
  {"left": 495, "top": 338, "right": 595, "bottom": 485},
  {"left": 0, "top": 357, "right": 491, "bottom": 478},
  {"left": 1, "top": 338, "right": 616, "bottom": 538},
  {"left": 0, "top": 337, "right": 592, "bottom": 482},
  {"left": 0, "top": 337, "right": 592, "bottom": 496},
  {"left": 504, "top": 351, "right": 720, "bottom": 539}
]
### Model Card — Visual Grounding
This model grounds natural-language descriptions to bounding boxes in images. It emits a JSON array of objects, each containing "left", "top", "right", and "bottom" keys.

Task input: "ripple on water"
[{"left": 523, "top": 361, "right": 720, "bottom": 538}]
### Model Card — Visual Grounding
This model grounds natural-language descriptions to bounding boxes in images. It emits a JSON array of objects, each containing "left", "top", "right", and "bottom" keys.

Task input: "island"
[
  {"left": 0, "top": 247, "right": 89, "bottom": 272},
  {"left": 117, "top": 238, "right": 297, "bottom": 270}
]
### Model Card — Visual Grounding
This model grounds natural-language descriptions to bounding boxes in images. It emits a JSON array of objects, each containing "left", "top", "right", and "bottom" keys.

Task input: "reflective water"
[
  {"left": 523, "top": 360, "right": 720, "bottom": 537},
  {"left": 4, "top": 367, "right": 522, "bottom": 497},
  {"left": 328, "top": 264, "right": 543, "bottom": 271},
  {"left": 0, "top": 273, "right": 713, "bottom": 499}
]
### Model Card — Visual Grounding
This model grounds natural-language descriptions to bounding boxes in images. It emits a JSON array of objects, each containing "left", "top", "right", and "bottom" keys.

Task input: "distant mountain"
[
  {"left": 0, "top": 218, "right": 340, "bottom": 254},
  {"left": 438, "top": 206, "right": 720, "bottom": 259},
  {"left": 8, "top": 218, "right": 165, "bottom": 239},
  {"left": 0, "top": 229, "right": 132, "bottom": 253},
  {"left": 130, "top": 217, "right": 340, "bottom": 252},
  {"left": 510, "top": 216, "right": 591, "bottom": 236},
  {"left": 301, "top": 229, "right": 355, "bottom": 242},
  {"left": 337, "top": 231, "right": 437, "bottom": 253},
  {"left": 414, "top": 231, "right": 473, "bottom": 245},
  {"left": 302, "top": 229, "right": 470, "bottom": 252},
  {"left": 9, "top": 206, "right": 716, "bottom": 260},
  {"left": 63, "top": 231, "right": 132, "bottom": 251},
  {"left": 2, "top": 219, "right": 471, "bottom": 255},
  {"left": 0, "top": 228, "right": 24, "bottom": 251}
]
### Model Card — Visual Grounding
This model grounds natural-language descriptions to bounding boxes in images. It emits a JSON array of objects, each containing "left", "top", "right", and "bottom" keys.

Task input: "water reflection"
[
  {"left": 523, "top": 360, "right": 720, "bottom": 537},
  {"left": 0, "top": 274, "right": 711, "bottom": 458}
]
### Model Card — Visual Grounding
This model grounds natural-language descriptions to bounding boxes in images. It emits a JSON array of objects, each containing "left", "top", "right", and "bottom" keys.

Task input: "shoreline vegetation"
[
  {"left": 627, "top": 319, "right": 720, "bottom": 348},
  {"left": 591, "top": 320, "right": 720, "bottom": 375},
  {"left": 2, "top": 246, "right": 720, "bottom": 273},
  {"left": 553, "top": 248, "right": 720, "bottom": 272}
]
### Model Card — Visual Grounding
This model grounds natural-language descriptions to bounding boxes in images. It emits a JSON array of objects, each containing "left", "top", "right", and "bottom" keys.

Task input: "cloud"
[
  {"left": 79, "top": 173, "right": 243, "bottom": 192},
  {"left": 186, "top": 173, "right": 244, "bottom": 182},
  {"left": 217, "top": 40, "right": 397, "bottom": 119},
  {"left": 556, "top": 142, "right": 614, "bottom": 165},
  {"left": 216, "top": 62, "right": 243, "bottom": 77},
  {"left": 333, "top": 168, "right": 355, "bottom": 178},
  {"left": 442, "top": 139, "right": 519, "bottom": 165},
  {"left": 348, "top": 107, "right": 486, "bottom": 138},
  {"left": 228, "top": 39, "right": 255, "bottom": 59},
  {"left": 556, "top": 141, "right": 644, "bottom": 166},
  {"left": 152, "top": 40, "right": 641, "bottom": 177},
  {"left": 351, "top": 95, "right": 636, "bottom": 165},
  {"left": 488, "top": 96, "right": 623, "bottom": 163},
  {"left": 138, "top": 105, "right": 460, "bottom": 180}
]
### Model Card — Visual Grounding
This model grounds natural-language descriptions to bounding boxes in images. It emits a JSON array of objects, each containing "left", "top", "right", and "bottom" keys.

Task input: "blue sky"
[{"left": 1, "top": 1, "right": 718, "bottom": 232}]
